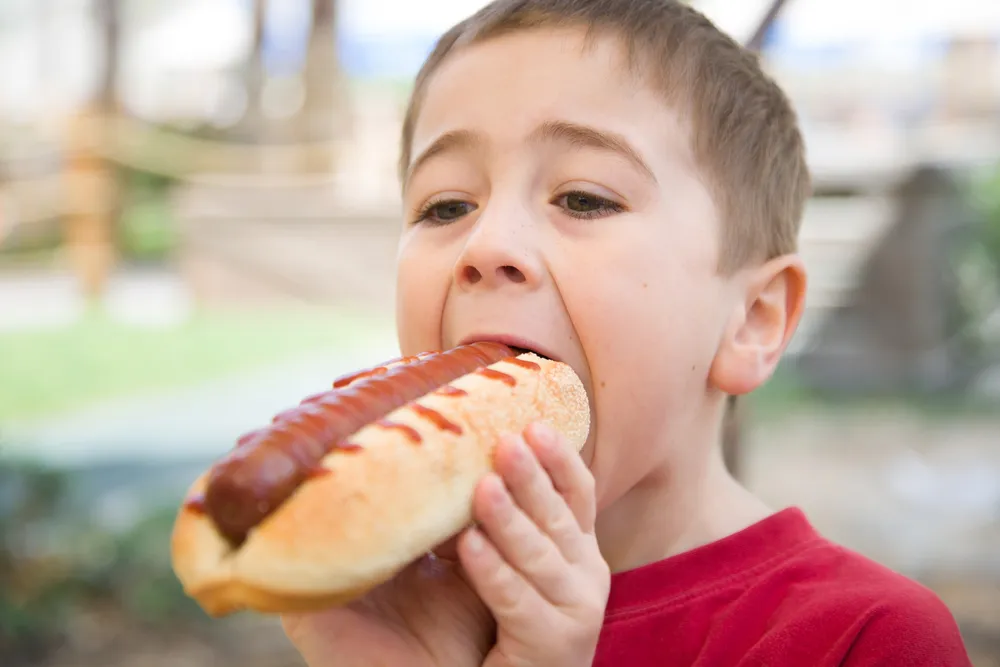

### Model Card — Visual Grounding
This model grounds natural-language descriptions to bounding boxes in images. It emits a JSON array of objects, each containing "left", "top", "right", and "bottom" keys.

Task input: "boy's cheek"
[
  {"left": 396, "top": 303, "right": 440, "bottom": 356},
  {"left": 395, "top": 254, "right": 452, "bottom": 354}
]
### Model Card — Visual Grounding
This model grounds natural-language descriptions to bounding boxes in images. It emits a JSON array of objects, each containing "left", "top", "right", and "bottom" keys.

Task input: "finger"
[
  {"left": 493, "top": 432, "right": 592, "bottom": 562},
  {"left": 473, "top": 473, "right": 583, "bottom": 606},
  {"left": 523, "top": 422, "right": 597, "bottom": 533},
  {"left": 457, "top": 526, "right": 547, "bottom": 621}
]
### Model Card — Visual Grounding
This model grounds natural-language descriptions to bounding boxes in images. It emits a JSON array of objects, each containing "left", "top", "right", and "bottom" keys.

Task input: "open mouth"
[
  {"left": 511, "top": 346, "right": 552, "bottom": 361},
  {"left": 458, "top": 336, "right": 558, "bottom": 363}
]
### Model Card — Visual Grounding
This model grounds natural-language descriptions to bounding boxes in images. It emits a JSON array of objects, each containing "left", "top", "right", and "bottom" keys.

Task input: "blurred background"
[{"left": 0, "top": 0, "right": 998, "bottom": 665}]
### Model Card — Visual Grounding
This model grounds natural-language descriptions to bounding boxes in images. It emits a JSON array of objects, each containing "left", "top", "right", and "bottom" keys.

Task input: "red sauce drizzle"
[
  {"left": 236, "top": 430, "right": 263, "bottom": 447},
  {"left": 330, "top": 352, "right": 438, "bottom": 389},
  {"left": 184, "top": 494, "right": 207, "bottom": 515},
  {"left": 271, "top": 408, "right": 299, "bottom": 424},
  {"left": 435, "top": 385, "right": 468, "bottom": 397},
  {"left": 411, "top": 404, "right": 462, "bottom": 434},
  {"left": 375, "top": 419, "right": 422, "bottom": 443},
  {"left": 333, "top": 365, "right": 388, "bottom": 389},
  {"left": 201, "top": 342, "right": 513, "bottom": 546},
  {"left": 477, "top": 368, "right": 517, "bottom": 387},
  {"left": 307, "top": 466, "right": 332, "bottom": 479},
  {"left": 504, "top": 357, "right": 541, "bottom": 371}
]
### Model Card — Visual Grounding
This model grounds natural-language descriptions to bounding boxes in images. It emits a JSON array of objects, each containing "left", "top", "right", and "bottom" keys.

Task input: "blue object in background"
[
  {"left": 261, "top": 0, "right": 312, "bottom": 76},
  {"left": 337, "top": 32, "right": 441, "bottom": 79},
  {"left": 333, "top": 0, "right": 489, "bottom": 80}
]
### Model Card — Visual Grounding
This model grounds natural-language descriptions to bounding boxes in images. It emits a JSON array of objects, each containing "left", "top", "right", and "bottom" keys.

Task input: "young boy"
[{"left": 281, "top": 1, "right": 973, "bottom": 665}]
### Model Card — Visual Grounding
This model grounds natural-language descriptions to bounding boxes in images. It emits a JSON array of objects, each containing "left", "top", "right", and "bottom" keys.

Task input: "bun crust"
[{"left": 170, "top": 353, "right": 589, "bottom": 616}]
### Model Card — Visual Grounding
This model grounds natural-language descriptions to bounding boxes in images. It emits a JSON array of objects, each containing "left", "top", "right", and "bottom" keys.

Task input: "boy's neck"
[{"left": 595, "top": 442, "right": 773, "bottom": 573}]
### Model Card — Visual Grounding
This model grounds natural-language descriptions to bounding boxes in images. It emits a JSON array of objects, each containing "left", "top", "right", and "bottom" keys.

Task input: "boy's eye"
[
  {"left": 415, "top": 200, "right": 477, "bottom": 225},
  {"left": 555, "top": 190, "right": 625, "bottom": 220},
  {"left": 565, "top": 192, "right": 603, "bottom": 212}
]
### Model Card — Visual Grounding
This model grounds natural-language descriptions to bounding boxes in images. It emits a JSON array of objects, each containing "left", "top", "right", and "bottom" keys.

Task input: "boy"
[{"left": 281, "top": 1, "right": 973, "bottom": 665}]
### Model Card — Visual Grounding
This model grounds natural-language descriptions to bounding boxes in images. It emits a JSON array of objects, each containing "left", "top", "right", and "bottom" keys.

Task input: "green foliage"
[
  {"left": 966, "top": 164, "right": 1000, "bottom": 288},
  {"left": 104, "top": 508, "right": 202, "bottom": 622},
  {"left": 957, "top": 166, "right": 1000, "bottom": 360},
  {"left": 0, "top": 456, "right": 205, "bottom": 663},
  {"left": 117, "top": 167, "right": 179, "bottom": 263},
  {"left": 0, "top": 459, "right": 72, "bottom": 661},
  {"left": 0, "top": 307, "right": 385, "bottom": 422},
  {"left": 970, "top": 165, "right": 1000, "bottom": 265},
  {"left": 752, "top": 362, "right": 1000, "bottom": 420}
]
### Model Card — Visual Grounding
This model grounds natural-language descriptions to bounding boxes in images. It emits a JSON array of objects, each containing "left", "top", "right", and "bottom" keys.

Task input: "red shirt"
[{"left": 594, "top": 507, "right": 972, "bottom": 666}]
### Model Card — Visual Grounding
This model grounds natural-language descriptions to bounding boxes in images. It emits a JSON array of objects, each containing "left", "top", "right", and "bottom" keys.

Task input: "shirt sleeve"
[{"left": 841, "top": 586, "right": 974, "bottom": 667}]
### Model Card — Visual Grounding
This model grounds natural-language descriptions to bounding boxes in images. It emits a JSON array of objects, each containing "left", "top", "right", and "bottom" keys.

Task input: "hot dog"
[{"left": 170, "top": 342, "right": 590, "bottom": 617}]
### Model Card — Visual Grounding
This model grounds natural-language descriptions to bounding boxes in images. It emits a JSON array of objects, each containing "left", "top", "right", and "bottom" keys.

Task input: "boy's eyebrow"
[
  {"left": 529, "top": 120, "right": 657, "bottom": 183},
  {"left": 404, "top": 121, "right": 656, "bottom": 187},
  {"left": 405, "top": 129, "right": 484, "bottom": 187}
]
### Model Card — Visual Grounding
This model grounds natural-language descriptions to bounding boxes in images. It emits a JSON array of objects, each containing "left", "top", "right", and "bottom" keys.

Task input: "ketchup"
[
  {"left": 477, "top": 368, "right": 517, "bottom": 387},
  {"left": 201, "top": 342, "right": 517, "bottom": 547},
  {"left": 410, "top": 404, "right": 462, "bottom": 434},
  {"left": 375, "top": 420, "right": 422, "bottom": 443}
]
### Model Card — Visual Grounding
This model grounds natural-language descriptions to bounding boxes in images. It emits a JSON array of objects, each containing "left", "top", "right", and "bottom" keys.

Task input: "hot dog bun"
[{"left": 170, "top": 352, "right": 589, "bottom": 617}]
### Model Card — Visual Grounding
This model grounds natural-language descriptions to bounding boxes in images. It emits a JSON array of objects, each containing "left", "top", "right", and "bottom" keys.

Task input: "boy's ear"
[{"left": 708, "top": 254, "right": 807, "bottom": 396}]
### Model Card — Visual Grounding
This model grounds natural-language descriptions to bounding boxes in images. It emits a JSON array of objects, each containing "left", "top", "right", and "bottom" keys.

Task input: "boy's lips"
[{"left": 456, "top": 334, "right": 561, "bottom": 363}]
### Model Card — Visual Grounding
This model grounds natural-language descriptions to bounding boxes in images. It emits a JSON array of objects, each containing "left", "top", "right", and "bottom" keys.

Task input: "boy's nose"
[
  {"left": 460, "top": 264, "right": 527, "bottom": 286},
  {"left": 454, "top": 228, "right": 542, "bottom": 291}
]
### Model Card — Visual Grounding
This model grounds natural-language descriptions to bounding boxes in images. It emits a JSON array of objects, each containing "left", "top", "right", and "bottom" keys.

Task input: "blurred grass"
[
  {"left": 0, "top": 306, "right": 389, "bottom": 423},
  {"left": 750, "top": 364, "right": 1000, "bottom": 422}
]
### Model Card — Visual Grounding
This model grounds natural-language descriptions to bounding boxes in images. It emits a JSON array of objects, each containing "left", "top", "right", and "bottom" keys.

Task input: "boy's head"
[{"left": 393, "top": 0, "right": 810, "bottom": 509}]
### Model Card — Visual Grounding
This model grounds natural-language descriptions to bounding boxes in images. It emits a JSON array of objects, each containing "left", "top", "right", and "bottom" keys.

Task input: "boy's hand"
[
  {"left": 282, "top": 540, "right": 494, "bottom": 667},
  {"left": 281, "top": 422, "right": 607, "bottom": 667},
  {"left": 458, "top": 422, "right": 611, "bottom": 667}
]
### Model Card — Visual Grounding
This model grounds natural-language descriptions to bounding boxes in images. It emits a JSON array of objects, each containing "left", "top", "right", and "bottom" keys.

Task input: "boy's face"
[{"left": 395, "top": 28, "right": 777, "bottom": 507}]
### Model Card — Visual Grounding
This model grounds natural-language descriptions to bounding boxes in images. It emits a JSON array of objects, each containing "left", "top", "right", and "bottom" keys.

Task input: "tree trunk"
[
  {"left": 297, "top": 0, "right": 343, "bottom": 172},
  {"left": 63, "top": 0, "right": 121, "bottom": 300},
  {"left": 233, "top": 0, "right": 268, "bottom": 142},
  {"left": 95, "top": 0, "right": 120, "bottom": 113},
  {"left": 745, "top": 0, "right": 791, "bottom": 53}
]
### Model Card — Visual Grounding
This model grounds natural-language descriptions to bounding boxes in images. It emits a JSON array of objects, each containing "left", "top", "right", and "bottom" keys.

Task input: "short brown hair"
[{"left": 398, "top": 0, "right": 811, "bottom": 272}]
